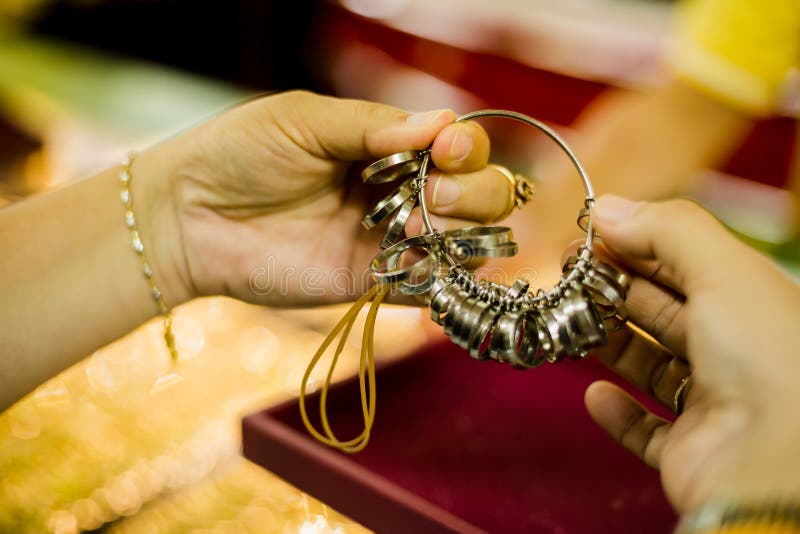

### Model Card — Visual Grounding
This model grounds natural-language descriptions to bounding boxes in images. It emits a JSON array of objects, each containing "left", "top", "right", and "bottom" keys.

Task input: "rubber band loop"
[{"left": 299, "top": 283, "right": 389, "bottom": 453}]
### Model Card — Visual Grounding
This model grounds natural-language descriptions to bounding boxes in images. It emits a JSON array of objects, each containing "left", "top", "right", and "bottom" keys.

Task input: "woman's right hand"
[{"left": 582, "top": 196, "right": 800, "bottom": 514}]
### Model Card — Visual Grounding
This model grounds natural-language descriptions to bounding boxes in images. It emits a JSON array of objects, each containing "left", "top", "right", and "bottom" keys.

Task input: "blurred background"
[{"left": 0, "top": 0, "right": 797, "bottom": 532}]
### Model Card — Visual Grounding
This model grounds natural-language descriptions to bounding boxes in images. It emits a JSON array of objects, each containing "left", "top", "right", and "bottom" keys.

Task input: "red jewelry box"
[{"left": 243, "top": 341, "right": 676, "bottom": 533}]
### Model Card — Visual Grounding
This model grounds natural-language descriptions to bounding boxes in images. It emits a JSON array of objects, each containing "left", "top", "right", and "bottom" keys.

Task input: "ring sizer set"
[
  {"left": 300, "top": 110, "right": 630, "bottom": 452},
  {"left": 364, "top": 110, "right": 629, "bottom": 366}
]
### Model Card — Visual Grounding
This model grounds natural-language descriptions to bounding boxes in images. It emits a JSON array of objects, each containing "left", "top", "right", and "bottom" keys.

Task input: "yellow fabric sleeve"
[{"left": 669, "top": 0, "right": 800, "bottom": 116}]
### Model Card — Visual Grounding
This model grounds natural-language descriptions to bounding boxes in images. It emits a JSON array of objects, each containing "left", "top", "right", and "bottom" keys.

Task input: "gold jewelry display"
[
  {"left": 120, "top": 153, "right": 177, "bottom": 362},
  {"left": 301, "top": 110, "right": 630, "bottom": 452}
]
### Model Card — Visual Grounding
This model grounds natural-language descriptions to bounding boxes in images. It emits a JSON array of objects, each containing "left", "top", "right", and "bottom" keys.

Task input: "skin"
[
  {"left": 0, "top": 90, "right": 515, "bottom": 410},
  {"left": 586, "top": 195, "right": 800, "bottom": 514}
]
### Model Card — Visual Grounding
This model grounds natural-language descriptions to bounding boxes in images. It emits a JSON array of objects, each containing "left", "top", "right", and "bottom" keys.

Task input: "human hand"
[
  {"left": 135, "top": 91, "right": 516, "bottom": 307},
  {"left": 583, "top": 196, "right": 800, "bottom": 513}
]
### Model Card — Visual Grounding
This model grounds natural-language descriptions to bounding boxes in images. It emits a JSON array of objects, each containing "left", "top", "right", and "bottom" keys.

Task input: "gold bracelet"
[{"left": 120, "top": 152, "right": 178, "bottom": 361}]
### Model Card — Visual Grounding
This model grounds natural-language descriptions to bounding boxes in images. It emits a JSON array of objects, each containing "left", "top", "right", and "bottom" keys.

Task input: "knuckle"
[
  {"left": 618, "top": 408, "right": 647, "bottom": 447},
  {"left": 648, "top": 294, "right": 683, "bottom": 341},
  {"left": 277, "top": 89, "right": 317, "bottom": 106},
  {"left": 648, "top": 358, "right": 670, "bottom": 399},
  {"left": 642, "top": 424, "right": 666, "bottom": 467},
  {"left": 352, "top": 99, "right": 388, "bottom": 122},
  {"left": 657, "top": 198, "right": 708, "bottom": 222},
  {"left": 596, "top": 327, "right": 633, "bottom": 369},
  {"left": 442, "top": 174, "right": 499, "bottom": 222},
  {"left": 484, "top": 169, "right": 514, "bottom": 220}
]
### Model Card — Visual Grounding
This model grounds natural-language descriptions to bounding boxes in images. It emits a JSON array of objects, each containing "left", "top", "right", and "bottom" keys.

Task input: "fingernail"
[
  {"left": 407, "top": 109, "right": 448, "bottom": 126},
  {"left": 594, "top": 195, "right": 640, "bottom": 225},
  {"left": 432, "top": 175, "right": 460, "bottom": 208},
  {"left": 449, "top": 129, "right": 473, "bottom": 162}
]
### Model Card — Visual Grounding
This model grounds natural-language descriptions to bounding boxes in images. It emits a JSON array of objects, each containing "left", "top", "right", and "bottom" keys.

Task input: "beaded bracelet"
[{"left": 120, "top": 153, "right": 178, "bottom": 362}]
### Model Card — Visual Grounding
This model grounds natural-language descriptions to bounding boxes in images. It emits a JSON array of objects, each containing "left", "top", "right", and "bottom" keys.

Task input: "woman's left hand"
[{"left": 137, "top": 91, "right": 515, "bottom": 307}]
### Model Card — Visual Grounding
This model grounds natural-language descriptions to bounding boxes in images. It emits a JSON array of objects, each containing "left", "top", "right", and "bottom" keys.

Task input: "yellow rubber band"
[{"left": 300, "top": 284, "right": 389, "bottom": 453}]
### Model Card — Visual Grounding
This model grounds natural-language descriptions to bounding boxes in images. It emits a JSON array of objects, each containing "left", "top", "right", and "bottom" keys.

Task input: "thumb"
[
  {"left": 269, "top": 91, "right": 457, "bottom": 161},
  {"left": 593, "top": 195, "right": 743, "bottom": 293}
]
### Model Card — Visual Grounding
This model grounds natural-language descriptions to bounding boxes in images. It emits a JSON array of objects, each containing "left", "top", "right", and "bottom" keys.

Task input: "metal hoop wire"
[{"left": 416, "top": 109, "right": 596, "bottom": 290}]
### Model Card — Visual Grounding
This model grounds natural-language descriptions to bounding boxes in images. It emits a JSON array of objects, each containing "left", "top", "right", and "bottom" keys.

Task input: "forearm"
[
  {"left": 0, "top": 146, "right": 187, "bottom": 409},
  {"left": 525, "top": 80, "right": 750, "bottom": 258}
]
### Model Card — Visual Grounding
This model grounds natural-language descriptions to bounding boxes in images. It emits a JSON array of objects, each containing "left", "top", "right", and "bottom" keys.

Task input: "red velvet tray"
[{"left": 243, "top": 340, "right": 677, "bottom": 533}]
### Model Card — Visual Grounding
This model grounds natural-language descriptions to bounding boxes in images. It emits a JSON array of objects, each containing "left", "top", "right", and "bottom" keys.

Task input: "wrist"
[
  {"left": 696, "top": 416, "right": 800, "bottom": 511},
  {"left": 131, "top": 142, "right": 197, "bottom": 308}
]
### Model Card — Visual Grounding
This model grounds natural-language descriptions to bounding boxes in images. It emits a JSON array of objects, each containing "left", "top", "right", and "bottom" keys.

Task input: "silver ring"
[
  {"left": 559, "top": 290, "right": 606, "bottom": 356},
  {"left": 466, "top": 302, "right": 498, "bottom": 360},
  {"left": 370, "top": 234, "right": 436, "bottom": 287},
  {"left": 443, "top": 226, "right": 518, "bottom": 261},
  {"left": 442, "top": 226, "right": 514, "bottom": 247},
  {"left": 362, "top": 150, "right": 422, "bottom": 184},
  {"left": 443, "top": 289, "right": 472, "bottom": 337},
  {"left": 450, "top": 243, "right": 519, "bottom": 260},
  {"left": 429, "top": 279, "right": 459, "bottom": 325},
  {"left": 362, "top": 180, "right": 415, "bottom": 230},
  {"left": 380, "top": 195, "right": 416, "bottom": 249}
]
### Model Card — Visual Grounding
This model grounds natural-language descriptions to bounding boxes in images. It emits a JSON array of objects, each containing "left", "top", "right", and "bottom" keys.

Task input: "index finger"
[{"left": 593, "top": 196, "right": 741, "bottom": 295}]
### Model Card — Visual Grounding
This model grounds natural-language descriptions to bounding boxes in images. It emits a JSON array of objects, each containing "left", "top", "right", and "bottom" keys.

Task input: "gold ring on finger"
[
  {"left": 489, "top": 164, "right": 535, "bottom": 222},
  {"left": 673, "top": 375, "right": 692, "bottom": 415}
]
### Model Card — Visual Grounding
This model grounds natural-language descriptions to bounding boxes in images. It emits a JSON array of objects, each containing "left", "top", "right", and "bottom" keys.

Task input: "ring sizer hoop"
[{"left": 417, "top": 110, "right": 596, "bottom": 302}]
